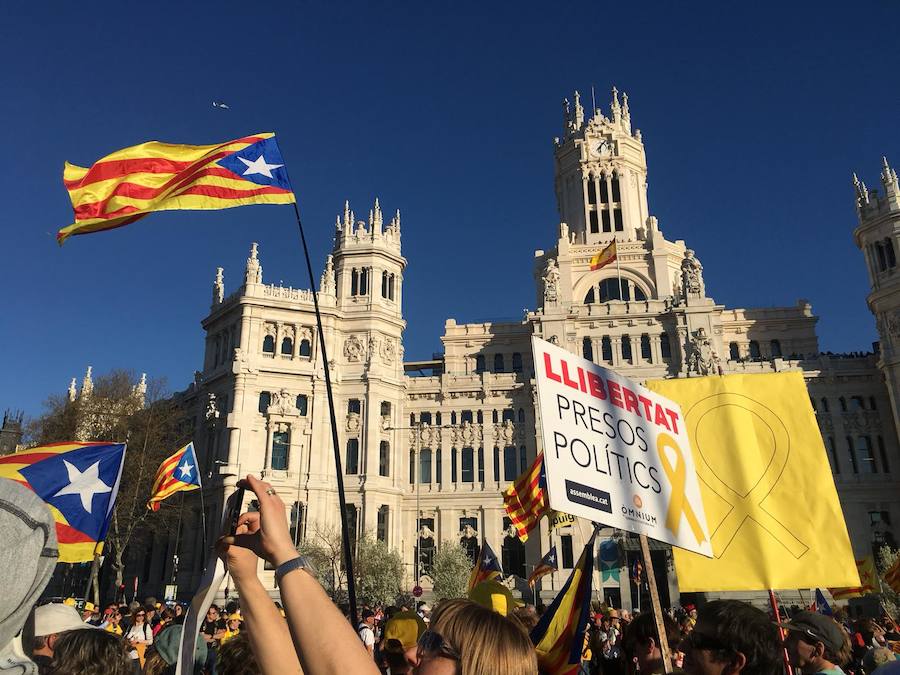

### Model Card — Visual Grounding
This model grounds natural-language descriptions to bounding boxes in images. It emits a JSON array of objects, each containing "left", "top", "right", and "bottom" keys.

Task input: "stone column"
[
  {"left": 611, "top": 336, "right": 622, "bottom": 368},
  {"left": 651, "top": 334, "right": 663, "bottom": 365},
  {"left": 605, "top": 174, "right": 614, "bottom": 231},
  {"left": 453, "top": 446, "right": 460, "bottom": 491},
  {"left": 582, "top": 178, "right": 591, "bottom": 233},
  {"left": 263, "top": 420, "right": 274, "bottom": 473}
]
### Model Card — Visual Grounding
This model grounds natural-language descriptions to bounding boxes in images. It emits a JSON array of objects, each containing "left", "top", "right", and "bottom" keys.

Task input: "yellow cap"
[
  {"left": 383, "top": 611, "right": 427, "bottom": 650},
  {"left": 63, "top": 598, "right": 76, "bottom": 607},
  {"left": 83, "top": 602, "right": 96, "bottom": 612},
  {"left": 228, "top": 613, "right": 241, "bottom": 621},
  {"left": 467, "top": 580, "right": 523, "bottom": 617}
]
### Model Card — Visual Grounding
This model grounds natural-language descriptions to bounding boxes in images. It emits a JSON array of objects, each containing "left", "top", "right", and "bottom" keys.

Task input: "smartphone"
[{"left": 226, "top": 487, "right": 246, "bottom": 536}]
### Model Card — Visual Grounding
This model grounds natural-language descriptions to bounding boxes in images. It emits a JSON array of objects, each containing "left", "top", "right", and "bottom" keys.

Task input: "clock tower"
[{"left": 553, "top": 88, "right": 651, "bottom": 245}]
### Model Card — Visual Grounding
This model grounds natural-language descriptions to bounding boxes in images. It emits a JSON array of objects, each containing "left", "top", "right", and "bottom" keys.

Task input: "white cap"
[{"left": 34, "top": 604, "right": 97, "bottom": 637}]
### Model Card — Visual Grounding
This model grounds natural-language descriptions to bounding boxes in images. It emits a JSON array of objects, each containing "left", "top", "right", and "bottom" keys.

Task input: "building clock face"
[{"left": 591, "top": 140, "right": 610, "bottom": 158}]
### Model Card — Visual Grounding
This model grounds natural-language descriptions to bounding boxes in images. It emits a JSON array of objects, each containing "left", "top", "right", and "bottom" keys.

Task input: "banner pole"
[
  {"left": 769, "top": 589, "right": 794, "bottom": 675},
  {"left": 289, "top": 199, "right": 359, "bottom": 628},
  {"left": 639, "top": 533, "right": 672, "bottom": 674}
]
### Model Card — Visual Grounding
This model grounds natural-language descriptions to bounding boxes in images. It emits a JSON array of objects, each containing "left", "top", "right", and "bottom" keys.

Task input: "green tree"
[
  {"left": 354, "top": 536, "right": 404, "bottom": 606},
  {"left": 431, "top": 540, "right": 471, "bottom": 600}
]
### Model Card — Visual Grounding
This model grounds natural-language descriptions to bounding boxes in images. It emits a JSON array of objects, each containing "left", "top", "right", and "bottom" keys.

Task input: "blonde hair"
[{"left": 430, "top": 599, "right": 537, "bottom": 675}]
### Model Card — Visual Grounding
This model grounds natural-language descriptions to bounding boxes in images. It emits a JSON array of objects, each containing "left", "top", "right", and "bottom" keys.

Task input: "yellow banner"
[
  {"left": 645, "top": 372, "right": 859, "bottom": 592},
  {"left": 549, "top": 510, "right": 577, "bottom": 529}
]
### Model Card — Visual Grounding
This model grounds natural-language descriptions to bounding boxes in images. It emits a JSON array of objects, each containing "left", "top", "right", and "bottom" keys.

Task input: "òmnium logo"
[{"left": 622, "top": 494, "right": 657, "bottom": 525}]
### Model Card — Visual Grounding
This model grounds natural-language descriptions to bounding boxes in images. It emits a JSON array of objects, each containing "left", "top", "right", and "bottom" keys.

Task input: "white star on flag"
[
  {"left": 238, "top": 154, "right": 283, "bottom": 178},
  {"left": 53, "top": 460, "right": 112, "bottom": 514},
  {"left": 484, "top": 555, "right": 493, "bottom": 565},
  {"left": 178, "top": 462, "right": 193, "bottom": 479}
]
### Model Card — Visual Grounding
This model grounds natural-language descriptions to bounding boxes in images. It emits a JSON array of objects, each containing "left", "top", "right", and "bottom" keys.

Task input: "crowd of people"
[{"left": 3, "top": 474, "right": 900, "bottom": 675}]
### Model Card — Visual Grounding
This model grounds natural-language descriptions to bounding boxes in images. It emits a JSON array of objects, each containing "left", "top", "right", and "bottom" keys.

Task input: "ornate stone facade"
[{"left": 165, "top": 89, "right": 900, "bottom": 608}]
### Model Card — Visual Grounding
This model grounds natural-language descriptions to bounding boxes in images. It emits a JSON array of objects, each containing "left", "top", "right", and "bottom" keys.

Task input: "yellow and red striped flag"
[
  {"left": 589, "top": 240, "right": 617, "bottom": 271},
  {"left": 0, "top": 442, "right": 126, "bottom": 562},
  {"left": 531, "top": 532, "right": 596, "bottom": 674},
  {"left": 884, "top": 556, "right": 900, "bottom": 593},
  {"left": 829, "top": 556, "right": 877, "bottom": 600},
  {"left": 503, "top": 453, "right": 548, "bottom": 542},
  {"left": 58, "top": 133, "right": 295, "bottom": 244},
  {"left": 147, "top": 442, "right": 201, "bottom": 511}
]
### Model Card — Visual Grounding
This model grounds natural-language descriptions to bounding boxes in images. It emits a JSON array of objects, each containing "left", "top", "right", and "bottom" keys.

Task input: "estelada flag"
[
  {"left": 0, "top": 442, "right": 126, "bottom": 562},
  {"left": 528, "top": 546, "right": 558, "bottom": 588},
  {"left": 531, "top": 531, "right": 596, "bottom": 675},
  {"left": 884, "top": 556, "right": 900, "bottom": 593},
  {"left": 830, "top": 557, "right": 878, "bottom": 600},
  {"left": 58, "top": 133, "right": 295, "bottom": 244},
  {"left": 147, "top": 442, "right": 201, "bottom": 511},
  {"left": 589, "top": 240, "right": 617, "bottom": 271},
  {"left": 467, "top": 541, "right": 502, "bottom": 591},
  {"left": 503, "top": 453, "right": 548, "bottom": 542},
  {"left": 645, "top": 372, "right": 858, "bottom": 592}
]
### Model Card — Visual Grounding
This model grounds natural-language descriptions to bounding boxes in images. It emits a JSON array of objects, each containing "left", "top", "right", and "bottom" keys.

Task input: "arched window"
[
  {"left": 886, "top": 238, "right": 897, "bottom": 268},
  {"left": 770, "top": 340, "right": 782, "bottom": 358},
  {"left": 296, "top": 394, "right": 308, "bottom": 416},
  {"left": 409, "top": 450, "right": 415, "bottom": 485},
  {"left": 461, "top": 447, "right": 474, "bottom": 482},
  {"left": 494, "top": 354, "right": 505, "bottom": 372},
  {"left": 749, "top": 340, "right": 761, "bottom": 359},
  {"left": 729, "top": 342, "right": 740, "bottom": 360},
  {"left": 435, "top": 448, "right": 442, "bottom": 484},
  {"left": 611, "top": 173, "right": 621, "bottom": 202},
  {"left": 584, "top": 288, "right": 596, "bottom": 304},
  {"left": 290, "top": 502, "right": 304, "bottom": 544},
  {"left": 583, "top": 337, "right": 593, "bottom": 361},
  {"left": 621, "top": 335, "right": 633, "bottom": 362},
  {"left": 258, "top": 391, "right": 271, "bottom": 414},
  {"left": 599, "top": 278, "right": 624, "bottom": 302},
  {"left": 281, "top": 337, "right": 293, "bottom": 355},
  {"left": 475, "top": 355, "right": 485, "bottom": 373},
  {"left": 460, "top": 523, "right": 479, "bottom": 562},
  {"left": 420, "top": 449, "right": 432, "bottom": 483},
  {"left": 589, "top": 209, "right": 600, "bottom": 233},
  {"left": 493, "top": 447, "right": 500, "bottom": 480},
  {"left": 640, "top": 334, "right": 652, "bottom": 362},
  {"left": 451, "top": 411, "right": 458, "bottom": 425},
  {"left": 476, "top": 410, "right": 483, "bottom": 424},
  {"left": 382, "top": 270, "right": 389, "bottom": 298},
  {"left": 587, "top": 178, "right": 597, "bottom": 205},
  {"left": 478, "top": 447, "right": 485, "bottom": 482},
  {"left": 410, "top": 413, "right": 416, "bottom": 426},
  {"left": 602, "top": 208, "right": 612, "bottom": 232},
  {"left": 389, "top": 274, "right": 396, "bottom": 300},
  {"left": 379, "top": 441, "right": 390, "bottom": 477},
  {"left": 380, "top": 401, "right": 391, "bottom": 417},
  {"left": 660, "top": 333, "right": 671, "bottom": 360},
  {"left": 878, "top": 436, "right": 890, "bottom": 473},
  {"left": 503, "top": 446, "right": 518, "bottom": 481},
  {"left": 299, "top": 339, "right": 311, "bottom": 357},
  {"left": 420, "top": 411, "right": 432, "bottom": 425},
  {"left": 518, "top": 408, "right": 525, "bottom": 423},
  {"left": 491, "top": 410, "right": 498, "bottom": 424},
  {"left": 348, "top": 399, "right": 361, "bottom": 415},
  {"left": 451, "top": 448, "right": 457, "bottom": 482},
  {"left": 435, "top": 412, "right": 442, "bottom": 426},
  {"left": 377, "top": 506, "right": 389, "bottom": 542},
  {"left": 262, "top": 335, "right": 275, "bottom": 354},
  {"left": 601, "top": 336, "right": 613, "bottom": 362},
  {"left": 271, "top": 429, "right": 290, "bottom": 470},
  {"left": 512, "top": 353, "right": 523, "bottom": 372},
  {"left": 351, "top": 268, "right": 359, "bottom": 295},
  {"left": 346, "top": 439, "right": 359, "bottom": 474},
  {"left": 461, "top": 410, "right": 473, "bottom": 424},
  {"left": 599, "top": 174, "right": 609, "bottom": 203},
  {"left": 613, "top": 208, "right": 624, "bottom": 232},
  {"left": 359, "top": 268, "right": 368, "bottom": 295},
  {"left": 502, "top": 409, "right": 515, "bottom": 423},
  {"left": 416, "top": 517, "right": 435, "bottom": 574}
]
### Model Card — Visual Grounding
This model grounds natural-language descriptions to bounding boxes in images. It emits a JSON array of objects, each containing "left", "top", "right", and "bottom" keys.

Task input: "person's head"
[
  {"left": 610, "top": 608, "right": 621, "bottom": 627},
  {"left": 622, "top": 611, "right": 681, "bottom": 675},
  {"left": 81, "top": 602, "right": 96, "bottom": 621},
  {"left": 362, "top": 608, "right": 376, "bottom": 626},
  {"left": 174, "top": 604, "right": 184, "bottom": 617},
  {"left": 467, "top": 580, "right": 521, "bottom": 617},
  {"left": 32, "top": 603, "right": 97, "bottom": 657},
  {"left": 226, "top": 613, "right": 241, "bottom": 631},
  {"left": 150, "top": 625, "right": 207, "bottom": 671},
  {"left": 132, "top": 608, "right": 147, "bottom": 624},
  {"left": 780, "top": 611, "right": 850, "bottom": 673},
  {"left": 46, "top": 628, "right": 131, "bottom": 675},
  {"left": 411, "top": 598, "right": 537, "bottom": 675},
  {"left": 682, "top": 600, "right": 781, "bottom": 675},
  {"left": 206, "top": 605, "right": 220, "bottom": 622},
  {"left": 512, "top": 605, "right": 539, "bottom": 632},
  {"left": 384, "top": 610, "right": 427, "bottom": 651},
  {"left": 217, "top": 630, "right": 260, "bottom": 675}
]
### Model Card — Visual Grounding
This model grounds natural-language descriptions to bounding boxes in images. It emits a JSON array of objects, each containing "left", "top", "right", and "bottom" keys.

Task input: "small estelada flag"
[
  {"left": 589, "top": 239, "right": 617, "bottom": 271},
  {"left": 147, "top": 442, "right": 201, "bottom": 511},
  {"left": 467, "top": 541, "right": 502, "bottom": 591},
  {"left": 884, "top": 556, "right": 900, "bottom": 593},
  {"left": 503, "top": 453, "right": 548, "bottom": 542},
  {"left": 528, "top": 546, "right": 559, "bottom": 588}
]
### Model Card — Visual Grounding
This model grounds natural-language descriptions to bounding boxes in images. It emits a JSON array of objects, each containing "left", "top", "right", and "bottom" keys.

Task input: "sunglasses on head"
[{"left": 417, "top": 630, "right": 460, "bottom": 662}]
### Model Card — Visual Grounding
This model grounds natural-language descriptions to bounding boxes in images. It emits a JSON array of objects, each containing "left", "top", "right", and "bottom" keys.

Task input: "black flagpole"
[{"left": 288, "top": 198, "right": 359, "bottom": 628}]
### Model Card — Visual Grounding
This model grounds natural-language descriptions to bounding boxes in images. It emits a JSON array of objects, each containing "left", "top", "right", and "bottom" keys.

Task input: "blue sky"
[{"left": 1, "top": 1, "right": 898, "bottom": 419}]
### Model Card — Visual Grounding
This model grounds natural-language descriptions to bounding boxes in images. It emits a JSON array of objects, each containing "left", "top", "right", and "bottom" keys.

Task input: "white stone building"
[{"left": 150, "top": 89, "right": 900, "bottom": 608}]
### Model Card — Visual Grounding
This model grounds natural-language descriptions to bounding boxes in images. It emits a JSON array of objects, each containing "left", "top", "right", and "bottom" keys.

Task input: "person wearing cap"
[
  {"left": 381, "top": 610, "right": 426, "bottom": 652},
  {"left": 216, "top": 614, "right": 242, "bottom": 645},
  {"left": 467, "top": 579, "right": 523, "bottom": 617},
  {"left": 80, "top": 602, "right": 95, "bottom": 623},
  {"left": 779, "top": 611, "right": 850, "bottom": 675},
  {"left": 359, "top": 609, "right": 377, "bottom": 656},
  {"left": 31, "top": 602, "right": 97, "bottom": 670}
]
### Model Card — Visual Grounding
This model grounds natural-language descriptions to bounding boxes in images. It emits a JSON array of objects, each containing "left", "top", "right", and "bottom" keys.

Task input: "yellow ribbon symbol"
[
  {"left": 656, "top": 432, "right": 707, "bottom": 546},
  {"left": 687, "top": 393, "right": 809, "bottom": 560}
]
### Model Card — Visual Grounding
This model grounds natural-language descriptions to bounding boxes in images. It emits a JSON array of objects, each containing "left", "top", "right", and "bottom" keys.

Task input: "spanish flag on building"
[
  {"left": 147, "top": 442, "right": 201, "bottom": 511},
  {"left": 503, "top": 453, "right": 548, "bottom": 542},
  {"left": 589, "top": 239, "right": 617, "bottom": 271},
  {"left": 0, "top": 442, "right": 126, "bottom": 562},
  {"left": 58, "top": 133, "right": 295, "bottom": 244},
  {"left": 467, "top": 540, "right": 503, "bottom": 591},
  {"left": 530, "top": 531, "right": 597, "bottom": 674}
]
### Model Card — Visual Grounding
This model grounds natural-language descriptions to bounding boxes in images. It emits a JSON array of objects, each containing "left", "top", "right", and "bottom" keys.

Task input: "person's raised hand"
[
  {"left": 216, "top": 519, "right": 260, "bottom": 581},
  {"left": 219, "top": 475, "right": 297, "bottom": 567}
]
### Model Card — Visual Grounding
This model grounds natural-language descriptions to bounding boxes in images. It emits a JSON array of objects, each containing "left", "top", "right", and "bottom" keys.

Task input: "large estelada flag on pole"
[
  {"left": 502, "top": 453, "right": 548, "bottom": 542},
  {"left": 467, "top": 541, "right": 503, "bottom": 591},
  {"left": 530, "top": 533, "right": 596, "bottom": 675},
  {"left": 57, "top": 133, "right": 295, "bottom": 244},
  {"left": 0, "top": 442, "right": 126, "bottom": 562},
  {"left": 645, "top": 372, "right": 859, "bottom": 591},
  {"left": 147, "top": 442, "right": 202, "bottom": 511}
]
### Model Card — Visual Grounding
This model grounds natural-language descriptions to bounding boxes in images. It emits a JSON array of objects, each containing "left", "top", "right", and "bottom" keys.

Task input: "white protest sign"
[{"left": 532, "top": 336, "right": 712, "bottom": 557}]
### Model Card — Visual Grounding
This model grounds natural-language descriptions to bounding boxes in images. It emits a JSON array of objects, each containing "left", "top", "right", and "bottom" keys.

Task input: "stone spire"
[
  {"left": 68, "top": 378, "right": 77, "bottom": 402},
  {"left": 610, "top": 86, "right": 621, "bottom": 123},
  {"left": 562, "top": 97, "right": 571, "bottom": 133},
  {"left": 213, "top": 267, "right": 224, "bottom": 305},
  {"left": 320, "top": 254, "right": 336, "bottom": 295},
  {"left": 245, "top": 243, "right": 262, "bottom": 285},
  {"left": 82, "top": 366, "right": 93, "bottom": 398},
  {"left": 372, "top": 197, "right": 383, "bottom": 234},
  {"left": 853, "top": 172, "right": 870, "bottom": 208},
  {"left": 573, "top": 90, "right": 584, "bottom": 129},
  {"left": 621, "top": 91, "right": 631, "bottom": 132},
  {"left": 882, "top": 157, "right": 899, "bottom": 191}
]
